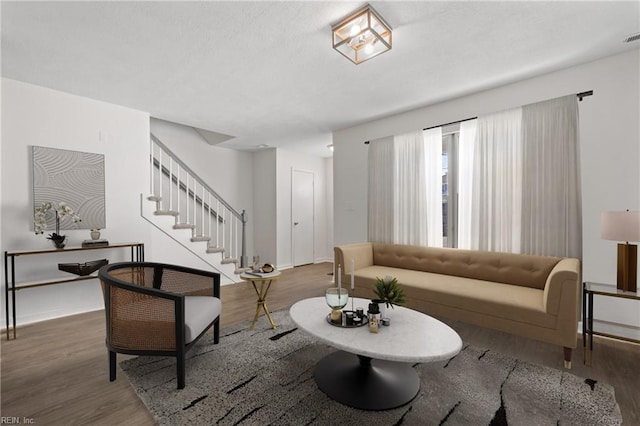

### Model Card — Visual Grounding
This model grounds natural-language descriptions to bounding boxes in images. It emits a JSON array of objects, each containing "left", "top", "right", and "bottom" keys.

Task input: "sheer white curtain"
[
  {"left": 424, "top": 127, "right": 443, "bottom": 247},
  {"left": 521, "top": 95, "right": 581, "bottom": 258},
  {"left": 457, "top": 119, "right": 477, "bottom": 249},
  {"left": 368, "top": 136, "right": 395, "bottom": 243},
  {"left": 471, "top": 107, "right": 523, "bottom": 253},
  {"left": 393, "top": 131, "right": 428, "bottom": 245}
]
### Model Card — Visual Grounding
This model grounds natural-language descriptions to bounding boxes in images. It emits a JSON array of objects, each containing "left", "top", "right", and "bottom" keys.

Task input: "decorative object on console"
[
  {"left": 373, "top": 275, "right": 405, "bottom": 308},
  {"left": 58, "top": 259, "right": 108, "bottom": 276},
  {"left": 90, "top": 229, "right": 101, "bottom": 240},
  {"left": 331, "top": 4, "right": 392, "bottom": 65},
  {"left": 34, "top": 201, "right": 82, "bottom": 249},
  {"left": 601, "top": 210, "right": 640, "bottom": 292},
  {"left": 82, "top": 239, "right": 109, "bottom": 248}
]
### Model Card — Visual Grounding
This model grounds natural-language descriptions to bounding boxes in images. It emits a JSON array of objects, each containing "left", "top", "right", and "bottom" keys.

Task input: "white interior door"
[{"left": 292, "top": 170, "right": 314, "bottom": 266}]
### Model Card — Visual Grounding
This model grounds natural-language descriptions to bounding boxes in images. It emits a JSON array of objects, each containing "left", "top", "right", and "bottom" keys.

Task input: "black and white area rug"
[{"left": 121, "top": 310, "right": 621, "bottom": 426}]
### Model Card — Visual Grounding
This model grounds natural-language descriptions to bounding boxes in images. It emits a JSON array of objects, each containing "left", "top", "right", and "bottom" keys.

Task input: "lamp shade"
[{"left": 601, "top": 210, "right": 640, "bottom": 242}]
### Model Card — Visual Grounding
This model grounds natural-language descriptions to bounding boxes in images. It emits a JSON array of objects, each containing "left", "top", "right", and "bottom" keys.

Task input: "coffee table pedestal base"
[{"left": 314, "top": 350, "right": 420, "bottom": 411}]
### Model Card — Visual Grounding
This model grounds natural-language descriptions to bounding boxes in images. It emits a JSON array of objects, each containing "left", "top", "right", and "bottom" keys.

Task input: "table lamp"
[{"left": 601, "top": 210, "right": 640, "bottom": 292}]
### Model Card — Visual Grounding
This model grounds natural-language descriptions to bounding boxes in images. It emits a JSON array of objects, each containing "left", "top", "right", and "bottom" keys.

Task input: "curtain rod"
[{"left": 364, "top": 90, "right": 593, "bottom": 144}]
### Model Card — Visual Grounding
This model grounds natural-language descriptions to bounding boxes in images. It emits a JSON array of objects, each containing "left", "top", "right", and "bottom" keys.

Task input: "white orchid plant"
[{"left": 34, "top": 201, "right": 82, "bottom": 241}]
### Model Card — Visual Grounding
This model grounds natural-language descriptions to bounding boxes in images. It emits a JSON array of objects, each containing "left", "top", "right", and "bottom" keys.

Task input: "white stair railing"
[{"left": 149, "top": 134, "right": 248, "bottom": 269}]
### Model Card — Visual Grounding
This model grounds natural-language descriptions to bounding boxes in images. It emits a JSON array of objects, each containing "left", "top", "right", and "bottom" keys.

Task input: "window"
[{"left": 431, "top": 125, "right": 460, "bottom": 248}]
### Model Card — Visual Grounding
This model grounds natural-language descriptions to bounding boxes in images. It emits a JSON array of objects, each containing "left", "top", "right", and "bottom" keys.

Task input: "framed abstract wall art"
[{"left": 32, "top": 146, "right": 106, "bottom": 231}]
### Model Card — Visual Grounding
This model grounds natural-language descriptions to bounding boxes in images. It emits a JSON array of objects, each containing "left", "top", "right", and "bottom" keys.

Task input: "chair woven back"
[{"left": 101, "top": 265, "right": 177, "bottom": 351}]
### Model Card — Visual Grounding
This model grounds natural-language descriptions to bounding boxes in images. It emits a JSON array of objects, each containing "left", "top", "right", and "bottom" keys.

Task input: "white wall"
[
  {"left": 252, "top": 148, "right": 278, "bottom": 265},
  {"left": 276, "top": 149, "right": 331, "bottom": 269},
  {"left": 325, "top": 157, "right": 334, "bottom": 262},
  {"left": 252, "top": 148, "right": 332, "bottom": 270},
  {"left": 1, "top": 78, "right": 151, "bottom": 325},
  {"left": 333, "top": 49, "right": 640, "bottom": 330}
]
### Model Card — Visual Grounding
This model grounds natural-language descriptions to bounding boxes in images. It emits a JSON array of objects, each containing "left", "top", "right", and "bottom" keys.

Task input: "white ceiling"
[{"left": 2, "top": 1, "right": 639, "bottom": 158}]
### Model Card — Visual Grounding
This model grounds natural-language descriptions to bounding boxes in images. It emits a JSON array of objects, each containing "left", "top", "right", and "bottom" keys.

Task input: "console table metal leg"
[
  {"left": 582, "top": 284, "right": 587, "bottom": 364},
  {"left": 588, "top": 291, "right": 594, "bottom": 365},
  {"left": 10, "top": 255, "right": 16, "bottom": 340},
  {"left": 4, "top": 252, "right": 9, "bottom": 341}
]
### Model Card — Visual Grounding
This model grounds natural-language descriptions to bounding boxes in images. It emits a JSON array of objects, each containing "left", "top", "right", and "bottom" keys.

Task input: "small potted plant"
[{"left": 373, "top": 275, "right": 406, "bottom": 310}]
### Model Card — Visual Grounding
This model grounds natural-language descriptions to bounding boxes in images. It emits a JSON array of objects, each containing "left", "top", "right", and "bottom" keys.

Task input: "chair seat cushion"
[{"left": 184, "top": 296, "right": 221, "bottom": 343}]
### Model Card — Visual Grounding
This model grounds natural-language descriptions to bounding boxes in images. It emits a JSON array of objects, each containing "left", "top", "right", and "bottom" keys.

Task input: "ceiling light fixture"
[{"left": 332, "top": 4, "right": 392, "bottom": 65}]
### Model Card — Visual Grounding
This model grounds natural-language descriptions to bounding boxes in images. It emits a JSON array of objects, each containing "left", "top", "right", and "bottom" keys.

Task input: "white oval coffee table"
[{"left": 290, "top": 297, "right": 462, "bottom": 410}]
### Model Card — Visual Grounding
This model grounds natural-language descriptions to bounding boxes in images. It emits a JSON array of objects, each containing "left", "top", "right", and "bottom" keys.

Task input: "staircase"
[{"left": 141, "top": 134, "right": 249, "bottom": 281}]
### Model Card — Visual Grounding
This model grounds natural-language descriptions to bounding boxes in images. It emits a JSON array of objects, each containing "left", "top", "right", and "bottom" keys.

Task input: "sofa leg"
[
  {"left": 563, "top": 347, "right": 572, "bottom": 369},
  {"left": 214, "top": 318, "right": 220, "bottom": 344}
]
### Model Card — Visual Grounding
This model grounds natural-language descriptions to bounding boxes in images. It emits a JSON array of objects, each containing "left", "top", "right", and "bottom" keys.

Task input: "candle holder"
[{"left": 325, "top": 287, "right": 349, "bottom": 324}]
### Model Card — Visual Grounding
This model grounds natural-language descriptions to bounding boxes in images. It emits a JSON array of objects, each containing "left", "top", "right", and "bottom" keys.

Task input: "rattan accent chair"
[{"left": 98, "top": 262, "right": 221, "bottom": 389}]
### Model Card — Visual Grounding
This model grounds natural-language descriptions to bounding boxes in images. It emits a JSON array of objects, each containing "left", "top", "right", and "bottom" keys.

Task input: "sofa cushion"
[
  {"left": 372, "top": 243, "right": 561, "bottom": 290},
  {"left": 355, "top": 266, "right": 556, "bottom": 329}
]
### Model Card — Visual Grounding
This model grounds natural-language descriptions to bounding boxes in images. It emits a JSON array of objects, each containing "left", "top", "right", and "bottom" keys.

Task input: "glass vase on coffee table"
[{"left": 325, "top": 287, "right": 349, "bottom": 324}]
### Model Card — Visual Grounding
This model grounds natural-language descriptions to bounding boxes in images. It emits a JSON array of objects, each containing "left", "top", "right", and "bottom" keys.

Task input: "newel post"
[{"left": 241, "top": 209, "right": 248, "bottom": 268}]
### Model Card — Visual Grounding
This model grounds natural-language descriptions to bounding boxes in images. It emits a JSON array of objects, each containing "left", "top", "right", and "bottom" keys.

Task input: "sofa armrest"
[
  {"left": 543, "top": 258, "right": 580, "bottom": 314},
  {"left": 334, "top": 243, "right": 374, "bottom": 278}
]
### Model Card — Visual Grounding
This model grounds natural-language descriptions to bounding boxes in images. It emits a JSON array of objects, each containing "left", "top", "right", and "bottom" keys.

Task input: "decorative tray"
[
  {"left": 325, "top": 310, "right": 368, "bottom": 328},
  {"left": 58, "top": 259, "right": 109, "bottom": 276}
]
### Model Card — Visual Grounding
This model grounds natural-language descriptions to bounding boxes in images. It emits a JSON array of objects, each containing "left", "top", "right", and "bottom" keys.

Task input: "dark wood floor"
[{"left": 1, "top": 262, "right": 638, "bottom": 425}]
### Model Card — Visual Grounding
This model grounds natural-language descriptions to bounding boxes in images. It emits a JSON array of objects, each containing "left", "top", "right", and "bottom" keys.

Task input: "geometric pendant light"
[{"left": 332, "top": 4, "right": 392, "bottom": 64}]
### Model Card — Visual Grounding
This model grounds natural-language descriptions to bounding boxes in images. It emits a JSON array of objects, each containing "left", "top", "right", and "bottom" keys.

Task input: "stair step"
[
  {"left": 221, "top": 258, "right": 238, "bottom": 265},
  {"left": 206, "top": 247, "right": 225, "bottom": 254},
  {"left": 173, "top": 223, "right": 195, "bottom": 230},
  {"left": 147, "top": 195, "right": 162, "bottom": 202},
  {"left": 155, "top": 210, "right": 179, "bottom": 217},
  {"left": 191, "top": 236, "right": 211, "bottom": 242}
]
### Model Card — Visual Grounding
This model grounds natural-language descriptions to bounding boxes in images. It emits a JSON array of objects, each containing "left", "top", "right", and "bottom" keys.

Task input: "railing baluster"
[
  {"left": 207, "top": 192, "right": 211, "bottom": 241},
  {"left": 222, "top": 208, "right": 226, "bottom": 257},
  {"left": 234, "top": 216, "right": 238, "bottom": 260},
  {"left": 186, "top": 173, "right": 190, "bottom": 225},
  {"left": 176, "top": 163, "right": 181, "bottom": 223},
  {"left": 201, "top": 185, "right": 205, "bottom": 237},
  {"left": 158, "top": 149, "right": 163, "bottom": 210},
  {"left": 150, "top": 138, "right": 154, "bottom": 195},
  {"left": 168, "top": 157, "right": 173, "bottom": 212}
]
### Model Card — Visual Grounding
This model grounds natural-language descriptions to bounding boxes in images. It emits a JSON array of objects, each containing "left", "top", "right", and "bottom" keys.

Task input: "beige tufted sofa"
[{"left": 334, "top": 242, "right": 581, "bottom": 368}]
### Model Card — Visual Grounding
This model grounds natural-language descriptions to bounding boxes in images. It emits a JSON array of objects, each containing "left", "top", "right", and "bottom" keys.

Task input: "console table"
[
  {"left": 4, "top": 242, "right": 144, "bottom": 340},
  {"left": 582, "top": 281, "right": 640, "bottom": 365}
]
